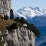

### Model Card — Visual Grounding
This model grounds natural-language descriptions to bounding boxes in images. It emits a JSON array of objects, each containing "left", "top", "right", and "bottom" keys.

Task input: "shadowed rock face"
[{"left": 0, "top": 26, "right": 35, "bottom": 46}]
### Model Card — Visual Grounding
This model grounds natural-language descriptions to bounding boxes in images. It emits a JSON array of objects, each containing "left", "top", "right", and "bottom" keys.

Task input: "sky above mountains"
[{"left": 12, "top": 0, "right": 46, "bottom": 11}]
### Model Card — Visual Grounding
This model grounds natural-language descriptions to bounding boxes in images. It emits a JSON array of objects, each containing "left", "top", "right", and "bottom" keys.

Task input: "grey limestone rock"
[
  {"left": 1, "top": 24, "right": 35, "bottom": 46},
  {"left": 0, "top": 0, "right": 11, "bottom": 14}
]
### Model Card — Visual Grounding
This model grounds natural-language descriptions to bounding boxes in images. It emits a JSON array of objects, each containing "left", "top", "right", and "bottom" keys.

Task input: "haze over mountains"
[{"left": 39, "top": 42, "right": 46, "bottom": 46}]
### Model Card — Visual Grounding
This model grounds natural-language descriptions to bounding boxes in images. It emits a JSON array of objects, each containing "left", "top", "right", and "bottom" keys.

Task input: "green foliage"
[
  {"left": 14, "top": 17, "right": 28, "bottom": 25},
  {"left": 20, "top": 17, "right": 28, "bottom": 24},
  {"left": 27, "top": 24, "right": 40, "bottom": 38},
  {"left": 14, "top": 17, "right": 20, "bottom": 22},
  {"left": 11, "top": 23, "right": 18, "bottom": 29},
  {"left": 10, "top": 9, "right": 14, "bottom": 20},
  {"left": 4, "top": 15, "right": 8, "bottom": 20},
  {"left": 14, "top": 17, "right": 40, "bottom": 37}
]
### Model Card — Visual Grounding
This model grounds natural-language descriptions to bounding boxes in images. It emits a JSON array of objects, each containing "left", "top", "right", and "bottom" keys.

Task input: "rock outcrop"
[
  {"left": 0, "top": 24, "right": 35, "bottom": 46},
  {"left": 0, "top": 0, "right": 11, "bottom": 14}
]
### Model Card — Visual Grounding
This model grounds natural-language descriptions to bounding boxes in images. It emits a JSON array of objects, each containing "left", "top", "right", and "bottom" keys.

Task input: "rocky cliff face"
[
  {"left": 0, "top": 24, "right": 35, "bottom": 46},
  {"left": 0, "top": 0, "right": 11, "bottom": 14}
]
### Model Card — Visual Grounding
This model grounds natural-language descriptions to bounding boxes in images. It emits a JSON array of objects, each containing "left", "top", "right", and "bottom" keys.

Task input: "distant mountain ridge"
[
  {"left": 26, "top": 16, "right": 46, "bottom": 26},
  {"left": 15, "top": 7, "right": 46, "bottom": 19},
  {"left": 14, "top": 7, "right": 46, "bottom": 26},
  {"left": 35, "top": 26, "right": 46, "bottom": 46},
  {"left": 39, "top": 42, "right": 46, "bottom": 46}
]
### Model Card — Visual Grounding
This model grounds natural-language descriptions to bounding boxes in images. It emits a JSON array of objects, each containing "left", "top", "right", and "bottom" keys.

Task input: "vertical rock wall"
[
  {"left": 0, "top": 26, "right": 35, "bottom": 46},
  {"left": 0, "top": 0, "right": 11, "bottom": 14}
]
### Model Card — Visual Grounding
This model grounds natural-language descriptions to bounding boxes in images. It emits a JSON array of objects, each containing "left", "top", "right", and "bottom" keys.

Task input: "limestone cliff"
[
  {"left": 0, "top": 24, "right": 35, "bottom": 46},
  {"left": 0, "top": 0, "right": 11, "bottom": 14}
]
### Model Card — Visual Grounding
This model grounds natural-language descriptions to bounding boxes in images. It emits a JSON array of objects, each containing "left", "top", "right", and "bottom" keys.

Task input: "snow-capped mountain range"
[{"left": 15, "top": 7, "right": 46, "bottom": 19}]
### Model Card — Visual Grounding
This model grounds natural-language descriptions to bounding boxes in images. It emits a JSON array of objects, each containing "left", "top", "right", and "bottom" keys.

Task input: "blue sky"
[{"left": 12, "top": 0, "right": 46, "bottom": 11}]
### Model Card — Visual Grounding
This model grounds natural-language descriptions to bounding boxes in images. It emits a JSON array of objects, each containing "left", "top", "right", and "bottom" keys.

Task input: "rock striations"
[
  {"left": 0, "top": 24, "right": 35, "bottom": 46},
  {"left": 0, "top": 0, "right": 11, "bottom": 14}
]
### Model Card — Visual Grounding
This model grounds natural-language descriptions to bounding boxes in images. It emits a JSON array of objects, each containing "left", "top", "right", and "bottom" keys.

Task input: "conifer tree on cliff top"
[{"left": 10, "top": 9, "right": 14, "bottom": 20}]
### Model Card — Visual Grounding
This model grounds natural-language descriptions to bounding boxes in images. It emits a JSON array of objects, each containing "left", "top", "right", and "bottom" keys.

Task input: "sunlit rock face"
[
  {"left": 1, "top": 24, "right": 35, "bottom": 46},
  {"left": 0, "top": 0, "right": 11, "bottom": 14}
]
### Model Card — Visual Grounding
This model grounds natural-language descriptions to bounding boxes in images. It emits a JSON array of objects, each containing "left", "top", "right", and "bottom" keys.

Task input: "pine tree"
[
  {"left": 20, "top": 17, "right": 27, "bottom": 24},
  {"left": 14, "top": 17, "right": 20, "bottom": 22},
  {"left": 10, "top": 9, "right": 14, "bottom": 20}
]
